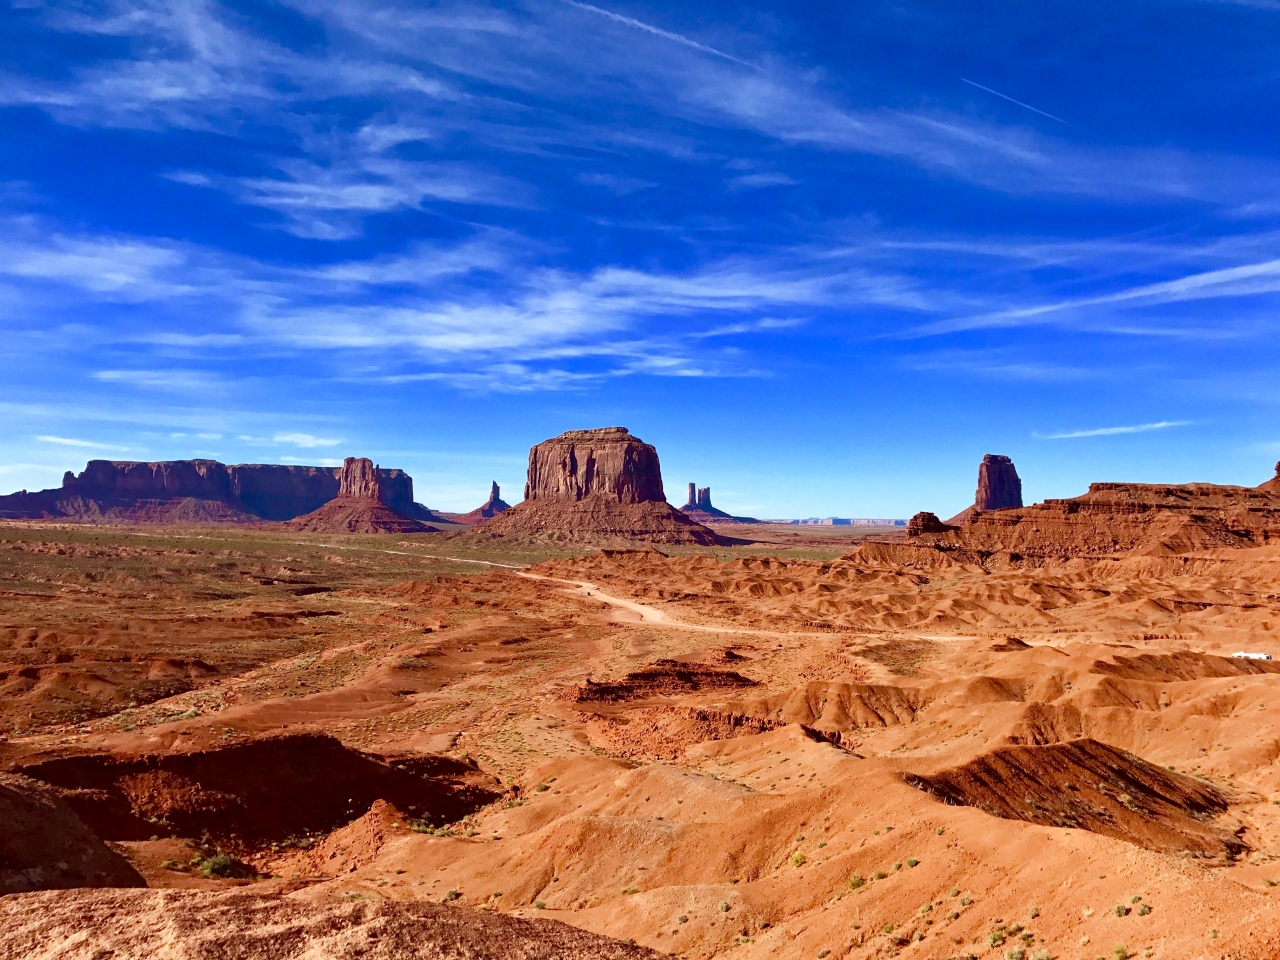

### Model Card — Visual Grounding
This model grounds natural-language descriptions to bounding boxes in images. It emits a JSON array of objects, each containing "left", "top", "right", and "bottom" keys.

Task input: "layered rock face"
[
  {"left": 0, "top": 459, "right": 434, "bottom": 524},
  {"left": 524, "top": 427, "right": 666, "bottom": 504},
  {"left": 475, "top": 428, "right": 723, "bottom": 545},
  {"left": 285, "top": 458, "right": 438, "bottom": 534},
  {"left": 975, "top": 454, "right": 1023, "bottom": 511},
  {"left": 894, "top": 470, "right": 1280, "bottom": 567},
  {"left": 455, "top": 482, "right": 513, "bottom": 525}
]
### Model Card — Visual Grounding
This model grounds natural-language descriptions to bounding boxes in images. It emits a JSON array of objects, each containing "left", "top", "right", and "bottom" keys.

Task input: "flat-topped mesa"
[
  {"left": 976, "top": 454, "right": 1023, "bottom": 512},
  {"left": 524, "top": 427, "right": 665, "bottom": 504},
  {"left": 473, "top": 428, "right": 725, "bottom": 545}
]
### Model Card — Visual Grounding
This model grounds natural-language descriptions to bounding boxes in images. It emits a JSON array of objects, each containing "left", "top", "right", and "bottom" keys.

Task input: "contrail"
[
  {"left": 559, "top": 0, "right": 758, "bottom": 69},
  {"left": 961, "top": 78, "right": 1067, "bottom": 124}
]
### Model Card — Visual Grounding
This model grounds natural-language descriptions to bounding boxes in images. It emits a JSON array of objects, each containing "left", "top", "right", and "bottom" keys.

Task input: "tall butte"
[
  {"left": 285, "top": 457, "right": 439, "bottom": 533},
  {"left": 947, "top": 453, "right": 1023, "bottom": 524},
  {"left": 471, "top": 427, "right": 724, "bottom": 544},
  {"left": 454, "top": 482, "right": 512, "bottom": 524}
]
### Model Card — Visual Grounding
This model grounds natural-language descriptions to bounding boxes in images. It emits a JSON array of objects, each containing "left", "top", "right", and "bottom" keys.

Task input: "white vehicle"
[{"left": 1232, "top": 651, "right": 1273, "bottom": 661}]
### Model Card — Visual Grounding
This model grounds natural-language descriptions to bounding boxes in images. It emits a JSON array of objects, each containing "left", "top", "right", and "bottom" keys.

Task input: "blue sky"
[{"left": 4, "top": 0, "right": 1280, "bottom": 518}]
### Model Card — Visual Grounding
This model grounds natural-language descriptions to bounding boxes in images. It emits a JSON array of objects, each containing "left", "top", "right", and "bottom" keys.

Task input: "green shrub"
[
  {"left": 534, "top": 900, "right": 546, "bottom": 909},
  {"left": 906, "top": 858, "right": 919, "bottom": 868},
  {"left": 875, "top": 871, "right": 888, "bottom": 880},
  {"left": 444, "top": 889, "right": 460, "bottom": 901},
  {"left": 792, "top": 852, "right": 807, "bottom": 867},
  {"left": 534, "top": 783, "right": 549, "bottom": 792}
]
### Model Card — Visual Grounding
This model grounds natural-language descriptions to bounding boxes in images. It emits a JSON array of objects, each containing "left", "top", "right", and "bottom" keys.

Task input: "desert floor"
[{"left": 4, "top": 521, "right": 1280, "bottom": 960}]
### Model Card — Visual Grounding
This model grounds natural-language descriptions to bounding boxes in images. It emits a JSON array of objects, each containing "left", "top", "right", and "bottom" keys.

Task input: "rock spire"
[{"left": 975, "top": 455, "right": 1023, "bottom": 512}]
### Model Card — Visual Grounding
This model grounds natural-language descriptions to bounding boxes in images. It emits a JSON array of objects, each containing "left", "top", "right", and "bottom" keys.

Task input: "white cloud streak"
[{"left": 1034, "top": 420, "right": 1195, "bottom": 440}]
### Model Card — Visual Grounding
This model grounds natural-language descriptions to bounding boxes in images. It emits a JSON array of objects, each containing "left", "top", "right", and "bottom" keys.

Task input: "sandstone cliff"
[
  {"left": 874, "top": 470, "right": 1280, "bottom": 568},
  {"left": 0, "top": 459, "right": 441, "bottom": 524},
  {"left": 285, "top": 458, "right": 439, "bottom": 534},
  {"left": 947, "top": 454, "right": 1024, "bottom": 524},
  {"left": 472, "top": 428, "right": 724, "bottom": 545},
  {"left": 454, "top": 482, "right": 512, "bottom": 525}
]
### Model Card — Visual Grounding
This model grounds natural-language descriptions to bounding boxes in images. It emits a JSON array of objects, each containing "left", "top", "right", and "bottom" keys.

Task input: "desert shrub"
[
  {"left": 534, "top": 783, "right": 549, "bottom": 792},
  {"left": 678, "top": 915, "right": 687, "bottom": 924},
  {"left": 950, "top": 888, "right": 960, "bottom": 897},
  {"left": 1114, "top": 904, "right": 1130, "bottom": 917},
  {"left": 1112, "top": 946, "right": 1130, "bottom": 960},
  {"left": 848, "top": 874, "right": 864, "bottom": 890},
  {"left": 1130, "top": 895, "right": 1141, "bottom": 904},
  {"left": 623, "top": 887, "right": 640, "bottom": 895},
  {"left": 1005, "top": 949, "right": 1025, "bottom": 960},
  {"left": 960, "top": 897, "right": 972, "bottom": 906},
  {"left": 906, "top": 858, "right": 919, "bottom": 867},
  {"left": 444, "top": 889, "right": 460, "bottom": 901},
  {"left": 1137, "top": 904, "right": 1152, "bottom": 917},
  {"left": 989, "top": 929, "right": 1007, "bottom": 947},
  {"left": 198, "top": 853, "right": 242, "bottom": 879},
  {"left": 1030, "top": 951, "right": 1054, "bottom": 960},
  {"left": 948, "top": 912, "right": 959, "bottom": 920},
  {"left": 1029, "top": 906, "right": 1040, "bottom": 919},
  {"left": 792, "top": 852, "right": 807, "bottom": 867},
  {"left": 875, "top": 871, "right": 888, "bottom": 880},
  {"left": 719, "top": 901, "right": 730, "bottom": 913},
  {"left": 534, "top": 900, "right": 546, "bottom": 909},
  {"left": 919, "top": 903, "right": 932, "bottom": 915}
]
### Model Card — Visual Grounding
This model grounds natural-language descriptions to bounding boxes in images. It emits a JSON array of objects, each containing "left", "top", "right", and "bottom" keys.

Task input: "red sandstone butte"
[
  {"left": 472, "top": 428, "right": 724, "bottom": 545},
  {"left": 285, "top": 458, "right": 439, "bottom": 534}
]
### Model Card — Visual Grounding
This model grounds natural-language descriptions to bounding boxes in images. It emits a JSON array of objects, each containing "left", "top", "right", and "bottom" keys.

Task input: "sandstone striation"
[
  {"left": 454, "top": 482, "right": 513, "bottom": 525},
  {"left": 285, "top": 458, "right": 439, "bottom": 534},
  {"left": 0, "top": 458, "right": 441, "bottom": 524},
  {"left": 472, "top": 428, "right": 724, "bottom": 545}
]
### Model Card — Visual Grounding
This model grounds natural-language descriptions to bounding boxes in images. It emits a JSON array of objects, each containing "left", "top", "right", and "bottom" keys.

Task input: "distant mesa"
[
  {"left": 947, "top": 453, "right": 1023, "bottom": 524},
  {"left": 679, "top": 483, "right": 759, "bottom": 524},
  {"left": 788, "top": 517, "right": 906, "bottom": 527},
  {"left": 454, "top": 482, "right": 512, "bottom": 525},
  {"left": 471, "top": 427, "right": 726, "bottom": 545},
  {"left": 0, "top": 458, "right": 445, "bottom": 526},
  {"left": 285, "top": 458, "right": 440, "bottom": 534}
]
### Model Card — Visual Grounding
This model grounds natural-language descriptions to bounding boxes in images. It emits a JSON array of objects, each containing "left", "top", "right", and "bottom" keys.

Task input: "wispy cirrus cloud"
[
  {"left": 1034, "top": 420, "right": 1196, "bottom": 440},
  {"left": 35, "top": 434, "right": 131, "bottom": 450}
]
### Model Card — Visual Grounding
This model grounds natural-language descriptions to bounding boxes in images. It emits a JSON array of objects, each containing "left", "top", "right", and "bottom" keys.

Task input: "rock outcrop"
[
  {"left": 0, "top": 773, "right": 143, "bottom": 893},
  {"left": 285, "top": 458, "right": 439, "bottom": 534},
  {"left": 975, "top": 454, "right": 1023, "bottom": 511},
  {"left": 1259, "top": 462, "right": 1280, "bottom": 495},
  {"left": 0, "top": 459, "right": 441, "bottom": 524},
  {"left": 472, "top": 428, "right": 724, "bottom": 545},
  {"left": 679, "top": 483, "right": 759, "bottom": 524},
  {"left": 454, "top": 482, "right": 513, "bottom": 525},
  {"left": 907, "top": 511, "right": 958, "bottom": 537}
]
